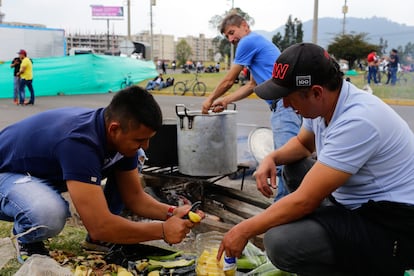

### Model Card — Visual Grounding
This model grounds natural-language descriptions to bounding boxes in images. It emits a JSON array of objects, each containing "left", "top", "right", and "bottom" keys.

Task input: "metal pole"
[
  {"left": 106, "top": 19, "right": 110, "bottom": 50},
  {"left": 342, "top": 0, "right": 348, "bottom": 35},
  {"left": 150, "top": 0, "right": 154, "bottom": 60},
  {"left": 127, "top": 0, "right": 131, "bottom": 39},
  {"left": 312, "top": 0, "right": 319, "bottom": 44}
]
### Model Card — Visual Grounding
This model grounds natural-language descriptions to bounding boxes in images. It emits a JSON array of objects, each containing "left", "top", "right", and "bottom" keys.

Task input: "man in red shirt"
[{"left": 367, "top": 50, "right": 379, "bottom": 85}]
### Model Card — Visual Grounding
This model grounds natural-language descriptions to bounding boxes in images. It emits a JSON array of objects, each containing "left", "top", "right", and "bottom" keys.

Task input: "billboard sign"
[{"left": 91, "top": 5, "right": 124, "bottom": 19}]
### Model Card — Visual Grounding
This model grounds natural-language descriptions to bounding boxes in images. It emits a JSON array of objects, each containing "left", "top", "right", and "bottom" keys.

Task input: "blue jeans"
[
  {"left": 13, "top": 76, "right": 20, "bottom": 101},
  {"left": 0, "top": 173, "right": 70, "bottom": 243},
  {"left": 19, "top": 78, "right": 35, "bottom": 104},
  {"left": 270, "top": 100, "right": 302, "bottom": 201},
  {"left": 389, "top": 67, "right": 398, "bottom": 85},
  {"left": 146, "top": 81, "right": 165, "bottom": 90},
  {"left": 0, "top": 172, "right": 123, "bottom": 243},
  {"left": 367, "top": 66, "right": 378, "bottom": 84}
]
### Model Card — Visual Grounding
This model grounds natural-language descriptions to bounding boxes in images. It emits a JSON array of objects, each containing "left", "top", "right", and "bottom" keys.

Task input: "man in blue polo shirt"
[
  {"left": 201, "top": 13, "right": 301, "bottom": 201},
  {"left": 217, "top": 43, "right": 414, "bottom": 275},
  {"left": 0, "top": 86, "right": 199, "bottom": 263}
]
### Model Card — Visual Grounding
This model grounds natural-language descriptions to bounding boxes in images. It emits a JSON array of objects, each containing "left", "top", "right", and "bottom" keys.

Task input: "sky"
[{"left": 1, "top": 0, "right": 414, "bottom": 39}]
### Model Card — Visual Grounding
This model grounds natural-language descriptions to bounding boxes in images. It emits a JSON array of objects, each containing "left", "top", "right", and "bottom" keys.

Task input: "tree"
[
  {"left": 272, "top": 15, "right": 303, "bottom": 51},
  {"left": 208, "top": 7, "right": 254, "bottom": 34},
  {"left": 327, "top": 33, "right": 379, "bottom": 70},
  {"left": 175, "top": 39, "right": 192, "bottom": 67}
]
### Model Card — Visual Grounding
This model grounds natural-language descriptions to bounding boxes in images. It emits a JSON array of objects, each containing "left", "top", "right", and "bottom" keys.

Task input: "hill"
[{"left": 257, "top": 16, "right": 414, "bottom": 52}]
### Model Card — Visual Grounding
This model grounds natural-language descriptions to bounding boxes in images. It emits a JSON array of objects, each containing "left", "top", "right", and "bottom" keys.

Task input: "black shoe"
[
  {"left": 82, "top": 235, "right": 114, "bottom": 252},
  {"left": 24, "top": 101, "right": 34, "bottom": 105},
  {"left": 13, "top": 239, "right": 49, "bottom": 263}
]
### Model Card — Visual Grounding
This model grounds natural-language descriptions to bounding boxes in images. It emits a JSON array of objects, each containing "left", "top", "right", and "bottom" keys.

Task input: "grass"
[
  {"left": 137, "top": 70, "right": 242, "bottom": 96},
  {"left": 139, "top": 69, "right": 414, "bottom": 104},
  {"left": 0, "top": 220, "right": 87, "bottom": 275}
]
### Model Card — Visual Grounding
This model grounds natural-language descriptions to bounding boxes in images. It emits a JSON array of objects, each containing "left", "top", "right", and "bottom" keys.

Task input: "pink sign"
[{"left": 91, "top": 5, "right": 124, "bottom": 17}]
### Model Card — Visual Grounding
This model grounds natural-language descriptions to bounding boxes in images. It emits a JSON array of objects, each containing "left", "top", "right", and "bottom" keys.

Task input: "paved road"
[{"left": 1, "top": 93, "right": 414, "bottom": 131}]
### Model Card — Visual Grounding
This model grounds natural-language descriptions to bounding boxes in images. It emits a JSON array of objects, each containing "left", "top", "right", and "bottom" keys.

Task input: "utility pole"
[
  {"left": 312, "top": 0, "right": 318, "bottom": 44},
  {"left": 0, "top": 0, "right": 4, "bottom": 24},
  {"left": 342, "top": 0, "right": 348, "bottom": 35},
  {"left": 150, "top": 0, "right": 155, "bottom": 61},
  {"left": 127, "top": 0, "right": 131, "bottom": 39}
]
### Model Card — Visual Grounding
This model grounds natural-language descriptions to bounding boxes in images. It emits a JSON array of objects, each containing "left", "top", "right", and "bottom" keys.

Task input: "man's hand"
[
  {"left": 210, "top": 98, "right": 228, "bottom": 113},
  {"left": 202, "top": 97, "right": 228, "bottom": 113},
  {"left": 217, "top": 223, "right": 249, "bottom": 260},
  {"left": 255, "top": 155, "right": 277, "bottom": 198},
  {"left": 163, "top": 204, "right": 205, "bottom": 244},
  {"left": 201, "top": 98, "right": 214, "bottom": 114}
]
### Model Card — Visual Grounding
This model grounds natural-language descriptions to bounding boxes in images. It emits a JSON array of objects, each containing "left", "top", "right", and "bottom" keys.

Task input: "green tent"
[{"left": 0, "top": 54, "right": 158, "bottom": 98}]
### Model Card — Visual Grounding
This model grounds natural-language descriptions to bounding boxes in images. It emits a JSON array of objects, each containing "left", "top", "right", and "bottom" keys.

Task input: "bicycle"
[
  {"left": 173, "top": 72, "right": 206, "bottom": 96},
  {"left": 120, "top": 73, "right": 134, "bottom": 89}
]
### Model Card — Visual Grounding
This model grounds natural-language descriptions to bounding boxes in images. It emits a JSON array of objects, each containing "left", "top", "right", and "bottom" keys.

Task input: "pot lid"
[{"left": 248, "top": 127, "right": 274, "bottom": 163}]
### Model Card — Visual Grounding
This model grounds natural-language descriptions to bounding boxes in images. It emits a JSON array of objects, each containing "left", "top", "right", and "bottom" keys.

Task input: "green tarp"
[{"left": 0, "top": 54, "right": 158, "bottom": 99}]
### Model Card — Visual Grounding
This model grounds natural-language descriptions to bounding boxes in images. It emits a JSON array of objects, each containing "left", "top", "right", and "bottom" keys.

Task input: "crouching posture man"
[
  {"left": 0, "top": 86, "right": 199, "bottom": 263},
  {"left": 217, "top": 43, "right": 414, "bottom": 276}
]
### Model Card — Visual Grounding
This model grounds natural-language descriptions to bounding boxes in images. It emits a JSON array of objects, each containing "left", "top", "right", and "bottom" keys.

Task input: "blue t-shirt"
[
  {"left": 303, "top": 81, "right": 414, "bottom": 209},
  {"left": 234, "top": 32, "right": 280, "bottom": 105},
  {"left": 0, "top": 107, "right": 138, "bottom": 189}
]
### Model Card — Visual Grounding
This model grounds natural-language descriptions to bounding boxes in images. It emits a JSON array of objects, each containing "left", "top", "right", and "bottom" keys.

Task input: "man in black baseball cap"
[
  {"left": 218, "top": 42, "right": 414, "bottom": 275},
  {"left": 255, "top": 42, "right": 338, "bottom": 101}
]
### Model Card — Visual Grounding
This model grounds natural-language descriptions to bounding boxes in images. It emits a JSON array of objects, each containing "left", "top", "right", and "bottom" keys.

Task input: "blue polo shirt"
[
  {"left": 0, "top": 107, "right": 138, "bottom": 189},
  {"left": 303, "top": 81, "right": 414, "bottom": 209},
  {"left": 234, "top": 32, "right": 280, "bottom": 106}
]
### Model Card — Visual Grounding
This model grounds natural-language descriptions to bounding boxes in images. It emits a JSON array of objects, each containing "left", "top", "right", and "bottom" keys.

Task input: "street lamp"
[
  {"left": 312, "top": 0, "right": 318, "bottom": 44},
  {"left": 342, "top": 0, "right": 348, "bottom": 35},
  {"left": 150, "top": 0, "right": 155, "bottom": 60}
]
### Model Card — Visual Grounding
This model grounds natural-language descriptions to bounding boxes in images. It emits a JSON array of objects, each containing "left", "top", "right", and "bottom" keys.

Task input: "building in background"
[
  {"left": 178, "top": 34, "right": 215, "bottom": 63},
  {"left": 133, "top": 31, "right": 175, "bottom": 62}
]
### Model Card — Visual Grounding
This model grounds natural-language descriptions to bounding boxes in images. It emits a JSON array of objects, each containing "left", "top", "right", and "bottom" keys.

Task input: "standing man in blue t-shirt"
[
  {"left": 201, "top": 13, "right": 301, "bottom": 201},
  {"left": 0, "top": 86, "right": 202, "bottom": 263}
]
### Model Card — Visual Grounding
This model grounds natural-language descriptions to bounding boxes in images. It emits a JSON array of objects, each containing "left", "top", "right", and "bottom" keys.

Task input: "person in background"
[
  {"left": 201, "top": 13, "right": 301, "bottom": 202},
  {"left": 10, "top": 55, "right": 21, "bottom": 105},
  {"left": 145, "top": 73, "right": 165, "bottom": 91},
  {"left": 388, "top": 49, "right": 400, "bottom": 86},
  {"left": 16, "top": 49, "right": 35, "bottom": 105},
  {"left": 218, "top": 43, "right": 414, "bottom": 275},
  {"left": 215, "top": 62, "right": 220, "bottom": 73},
  {"left": 366, "top": 49, "right": 379, "bottom": 85},
  {"left": 0, "top": 86, "right": 203, "bottom": 263}
]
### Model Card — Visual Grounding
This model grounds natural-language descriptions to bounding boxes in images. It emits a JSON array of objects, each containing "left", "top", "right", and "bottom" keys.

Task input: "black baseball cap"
[{"left": 255, "top": 43, "right": 334, "bottom": 100}]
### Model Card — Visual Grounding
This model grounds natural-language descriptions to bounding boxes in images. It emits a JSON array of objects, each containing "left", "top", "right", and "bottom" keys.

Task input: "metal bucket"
[{"left": 175, "top": 104, "right": 238, "bottom": 176}]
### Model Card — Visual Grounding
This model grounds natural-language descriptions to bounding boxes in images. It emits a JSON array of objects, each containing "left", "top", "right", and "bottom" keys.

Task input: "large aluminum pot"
[{"left": 175, "top": 104, "right": 238, "bottom": 176}]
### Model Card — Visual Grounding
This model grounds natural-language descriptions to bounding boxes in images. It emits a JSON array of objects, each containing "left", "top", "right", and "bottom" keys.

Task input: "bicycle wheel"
[
  {"left": 173, "top": 82, "right": 187, "bottom": 95},
  {"left": 120, "top": 81, "right": 127, "bottom": 89},
  {"left": 192, "top": 81, "right": 206, "bottom": 96}
]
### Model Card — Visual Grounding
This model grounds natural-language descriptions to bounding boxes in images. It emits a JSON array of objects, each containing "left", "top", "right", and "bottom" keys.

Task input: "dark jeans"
[
  {"left": 264, "top": 158, "right": 408, "bottom": 276},
  {"left": 367, "top": 66, "right": 378, "bottom": 84},
  {"left": 19, "top": 78, "right": 35, "bottom": 104}
]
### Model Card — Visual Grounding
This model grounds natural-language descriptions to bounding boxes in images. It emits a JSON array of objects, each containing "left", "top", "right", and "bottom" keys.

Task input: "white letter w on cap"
[{"left": 272, "top": 63, "right": 289, "bottom": 80}]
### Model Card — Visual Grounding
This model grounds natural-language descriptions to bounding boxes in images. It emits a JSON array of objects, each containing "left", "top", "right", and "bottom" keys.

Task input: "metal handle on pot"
[
  {"left": 175, "top": 104, "right": 195, "bottom": 130},
  {"left": 227, "top": 102, "right": 237, "bottom": 110}
]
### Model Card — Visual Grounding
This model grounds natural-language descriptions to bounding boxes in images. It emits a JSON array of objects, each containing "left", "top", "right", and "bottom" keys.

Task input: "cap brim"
[{"left": 254, "top": 78, "right": 291, "bottom": 100}]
